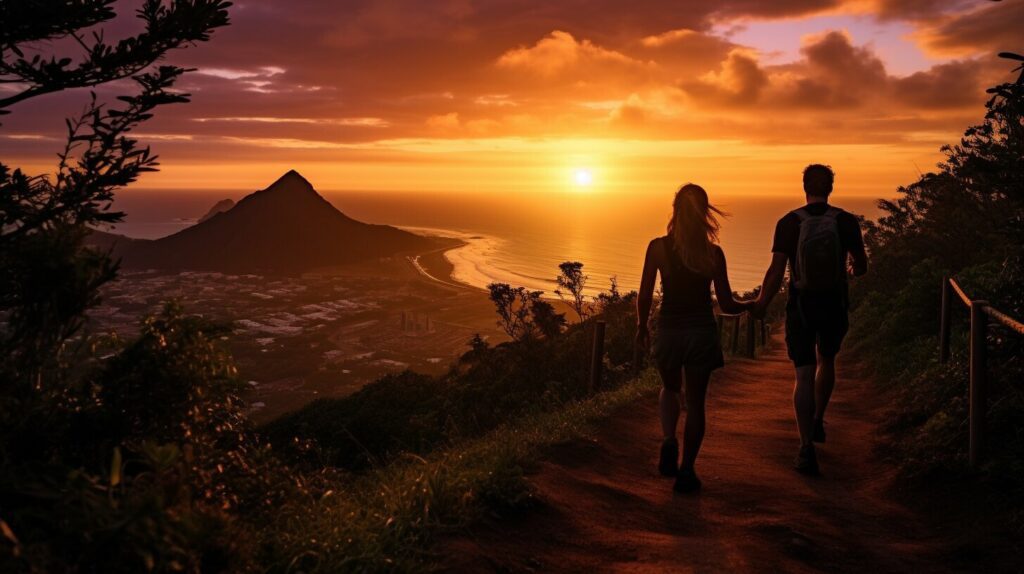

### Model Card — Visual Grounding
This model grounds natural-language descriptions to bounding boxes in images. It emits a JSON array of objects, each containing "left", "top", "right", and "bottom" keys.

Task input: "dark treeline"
[{"left": 847, "top": 53, "right": 1024, "bottom": 535}]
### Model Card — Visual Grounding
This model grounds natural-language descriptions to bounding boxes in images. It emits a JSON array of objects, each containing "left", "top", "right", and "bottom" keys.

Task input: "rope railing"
[{"left": 939, "top": 276, "right": 1024, "bottom": 468}]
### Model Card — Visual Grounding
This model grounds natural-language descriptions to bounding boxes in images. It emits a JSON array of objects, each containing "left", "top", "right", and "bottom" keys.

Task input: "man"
[{"left": 754, "top": 164, "right": 868, "bottom": 475}]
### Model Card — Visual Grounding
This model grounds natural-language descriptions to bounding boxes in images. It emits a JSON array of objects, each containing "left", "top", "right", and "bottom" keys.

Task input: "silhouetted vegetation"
[
  {"left": 0, "top": 3, "right": 263, "bottom": 572},
  {"left": 555, "top": 261, "right": 589, "bottom": 322},
  {"left": 265, "top": 274, "right": 640, "bottom": 472},
  {"left": 848, "top": 53, "right": 1024, "bottom": 534}
]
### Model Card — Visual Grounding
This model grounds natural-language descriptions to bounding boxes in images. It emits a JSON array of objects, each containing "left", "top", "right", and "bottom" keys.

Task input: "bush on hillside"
[{"left": 848, "top": 53, "right": 1024, "bottom": 531}]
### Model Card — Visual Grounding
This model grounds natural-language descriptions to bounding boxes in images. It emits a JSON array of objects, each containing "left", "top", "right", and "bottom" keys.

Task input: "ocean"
[{"left": 105, "top": 189, "right": 884, "bottom": 295}]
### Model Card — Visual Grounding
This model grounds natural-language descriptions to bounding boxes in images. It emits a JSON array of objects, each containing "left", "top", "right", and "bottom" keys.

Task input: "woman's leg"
[
  {"left": 680, "top": 367, "right": 711, "bottom": 470},
  {"left": 658, "top": 368, "right": 685, "bottom": 439}
]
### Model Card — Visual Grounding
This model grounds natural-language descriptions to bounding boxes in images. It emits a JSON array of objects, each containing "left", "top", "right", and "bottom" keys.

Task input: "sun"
[{"left": 573, "top": 168, "right": 594, "bottom": 187}]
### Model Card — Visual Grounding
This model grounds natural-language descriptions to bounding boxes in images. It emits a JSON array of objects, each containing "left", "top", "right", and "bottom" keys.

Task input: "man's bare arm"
[{"left": 755, "top": 252, "right": 788, "bottom": 316}]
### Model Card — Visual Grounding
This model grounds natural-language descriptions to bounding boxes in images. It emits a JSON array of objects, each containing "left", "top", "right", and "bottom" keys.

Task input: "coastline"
[{"left": 400, "top": 227, "right": 484, "bottom": 291}]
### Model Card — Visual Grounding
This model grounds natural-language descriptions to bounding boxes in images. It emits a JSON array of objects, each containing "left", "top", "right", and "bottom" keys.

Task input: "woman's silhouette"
[{"left": 636, "top": 184, "right": 752, "bottom": 493}]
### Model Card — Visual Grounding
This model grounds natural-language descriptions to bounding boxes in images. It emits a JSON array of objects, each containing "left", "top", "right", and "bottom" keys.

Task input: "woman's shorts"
[{"left": 653, "top": 323, "right": 725, "bottom": 389}]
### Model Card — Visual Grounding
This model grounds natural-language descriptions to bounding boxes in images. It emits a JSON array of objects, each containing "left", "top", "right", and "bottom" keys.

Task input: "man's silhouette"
[{"left": 754, "top": 164, "right": 868, "bottom": 474}]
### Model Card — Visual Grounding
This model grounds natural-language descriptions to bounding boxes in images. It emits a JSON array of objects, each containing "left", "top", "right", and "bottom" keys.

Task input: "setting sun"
[{"left": 573, "top": 168, "right": 594, "bottom": 187}]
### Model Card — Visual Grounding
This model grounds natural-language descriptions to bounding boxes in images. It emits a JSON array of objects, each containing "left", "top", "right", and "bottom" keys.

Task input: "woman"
[{"left": 636, "top": 183, "right": 752, "bottom": 493}]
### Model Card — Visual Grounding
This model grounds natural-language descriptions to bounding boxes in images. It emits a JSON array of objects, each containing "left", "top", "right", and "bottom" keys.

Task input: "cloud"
[
  {"left": 870, "top": 0, "right": 973, "bottom": 20},
  {"left": 641, "top": 29, "right": 698, "bottom": 48},
  {"left": 1, "top": 0, "right": 1017, "bottom": 171},
  {"left": 914, "top": 1, "right": 1024, "bottom": 56},
  {"left": 686, "top": 49, "right": 768, "bottom": 102},
  {"left": 496, "top": 30, "right": 642, "bottom": 76},
  {"left": 425, "top": 112, "right": 461, "bottom": 130}
]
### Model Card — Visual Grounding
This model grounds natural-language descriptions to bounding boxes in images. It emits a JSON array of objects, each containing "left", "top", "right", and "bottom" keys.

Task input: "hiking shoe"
[
  {"left": 813, "top": 419, "right": 826, "bottom": 443},
  {"left": 659, "top": 438, "right": 679, "bottom": 477},
  {"left": 794, "top": 444, "right": 819, "bottom": 475},
  {"left": 673, "top": 467, "right": 702, "bottom": 493}
]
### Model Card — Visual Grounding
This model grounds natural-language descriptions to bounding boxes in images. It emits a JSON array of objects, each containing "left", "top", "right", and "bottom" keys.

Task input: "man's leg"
[
  {"left": 794, "top": 364, "right": 817, "bottom": 446},
  {"left": 814, "top": 350, "right": 836, "bottom": 422}
]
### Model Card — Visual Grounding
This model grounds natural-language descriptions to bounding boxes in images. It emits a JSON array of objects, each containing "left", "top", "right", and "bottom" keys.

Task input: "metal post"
[
  {"left": 939, "top": 277, "right": 952, "bottom": 363},
  {"left": 731, "top": 315, "right": 740, "bottom": 354},
  {"left": 969, "top": 300, "right": 988, "bottom": 469},
  {"left": 746, "top": 314, "right": 756, "bottom": 357},
  {"left": 590, "top": 320, "right": 607, "bottom": 391}
]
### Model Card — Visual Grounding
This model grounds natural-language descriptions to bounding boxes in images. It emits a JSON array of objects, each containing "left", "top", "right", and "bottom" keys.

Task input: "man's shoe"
[
  {"left": 673, "top": 467, "right": 702, "bottom": 493},
  {"left": 659, "top": 438, "right": 679, "bottom": 477},
  {"left": 813, "top": 419, "right": 826, "bottom": 443},
  {"left": 794, "top": 444, "right": 819, "bottom": 475}
]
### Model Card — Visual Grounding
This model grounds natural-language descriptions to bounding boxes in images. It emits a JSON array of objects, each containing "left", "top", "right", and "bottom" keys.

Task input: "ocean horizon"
[{"left": 105, "top": 189, "right": 885, "bottom": 295}]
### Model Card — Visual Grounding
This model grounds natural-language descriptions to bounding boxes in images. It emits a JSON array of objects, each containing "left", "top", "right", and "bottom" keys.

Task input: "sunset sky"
[{"left": 2, "top": 0, "right": 1020, "bottom": 197}]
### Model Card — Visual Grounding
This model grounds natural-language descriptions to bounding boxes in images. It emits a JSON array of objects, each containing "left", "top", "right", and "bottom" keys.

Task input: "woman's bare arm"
[
  {"left": 712, "top": 246, "right": 751, "bottom": 315},
  {"left": 636, "top": 239, "right": 659, "bottom": 344}
]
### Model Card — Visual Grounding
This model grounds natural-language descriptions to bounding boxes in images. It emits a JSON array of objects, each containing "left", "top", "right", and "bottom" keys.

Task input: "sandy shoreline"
[{"left": 403, "top": 231, "right": 484, "bottom": 291}]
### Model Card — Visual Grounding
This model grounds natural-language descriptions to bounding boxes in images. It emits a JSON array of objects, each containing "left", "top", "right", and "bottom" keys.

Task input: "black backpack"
[{"left": 792, "top": 207, "right": 844, "bottom": 292}]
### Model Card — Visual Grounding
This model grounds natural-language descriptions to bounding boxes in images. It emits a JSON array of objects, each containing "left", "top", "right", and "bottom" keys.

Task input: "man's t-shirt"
[{"left": 771, "top": 202, "right": 864, "bottom": 296}]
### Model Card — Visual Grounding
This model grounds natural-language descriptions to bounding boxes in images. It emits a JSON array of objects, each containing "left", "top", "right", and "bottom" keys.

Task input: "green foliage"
[
  {"left": 486, "top": 282, "right": 565, "bottom": 340},
  {"left": 555, "top": 261, "right": 589, "bottom": 322},
  {"left": 266, "top": 280, "right": 640, "bottom": 472},
  {"left": 849, "top": 54, "right": 1024, "bottom": 533},
  {"left": 0, "top": 305, "right": 275, "bottom": 573},
  {"left": 0, "top": 3, "right": 247, "bottom": 572},
  {"left": 258, "top": 369, "right": 660, "bottom": 572},
  {"left": 0, "top": 0, "right": 232, "bottom": 112}
]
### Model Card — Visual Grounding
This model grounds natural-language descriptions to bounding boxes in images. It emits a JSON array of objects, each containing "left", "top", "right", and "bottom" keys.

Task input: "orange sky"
[{"left": 2, "top": 0, "right": 1020, "bottom": 197}]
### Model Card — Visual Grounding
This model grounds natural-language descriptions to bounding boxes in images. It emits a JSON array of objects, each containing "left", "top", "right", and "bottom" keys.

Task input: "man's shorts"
[{"left": 785, "top": 292, "right": 849, "bottom": 367}]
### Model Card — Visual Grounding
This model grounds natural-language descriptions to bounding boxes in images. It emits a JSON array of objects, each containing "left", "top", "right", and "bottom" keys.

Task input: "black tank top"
[{"left": 658, "top": 236, "right": 715, "bottom": 327}]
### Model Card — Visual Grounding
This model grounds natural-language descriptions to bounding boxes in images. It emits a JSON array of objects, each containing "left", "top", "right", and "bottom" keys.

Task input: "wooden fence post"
[
  {"left": 716, "top": 314, "right": 724, "bottom": 341},
  {"left": 590, "top": 320, "right": 607, "bottom": 391},
  {"left": 731, "top": 315, "right": 740, "bottom": 354},
  {"left": 760, "top": 320, "right": 768, "bottom": 347},
  {"left": 940, "top": 277, "right": 952, "bottom": 363},
  {"left": 745, "top": 314, "right": 756, "bottom": 357},
  {"left": 969, "top": 300, "right": 988, "bottom": 469}
]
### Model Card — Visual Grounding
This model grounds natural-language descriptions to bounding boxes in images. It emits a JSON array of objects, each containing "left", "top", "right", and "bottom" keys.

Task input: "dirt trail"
[{"left": 445, "top": 338, "right": 968, "bottom": 573}]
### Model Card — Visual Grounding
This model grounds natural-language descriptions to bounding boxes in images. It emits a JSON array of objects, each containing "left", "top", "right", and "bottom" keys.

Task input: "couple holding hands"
[{"left": 635, "top": 164, "right": 868, "bottom": 494}]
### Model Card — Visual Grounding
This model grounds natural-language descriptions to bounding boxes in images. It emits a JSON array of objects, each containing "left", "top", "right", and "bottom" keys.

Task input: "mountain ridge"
[{"left": 96, "top": 171, "right": 440, "bottom": 274}]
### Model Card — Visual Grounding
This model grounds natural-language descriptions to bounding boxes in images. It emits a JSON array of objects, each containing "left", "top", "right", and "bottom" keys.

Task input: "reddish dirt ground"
[{"left": 443, "top": 338, "right": 981, "bottom": 573}]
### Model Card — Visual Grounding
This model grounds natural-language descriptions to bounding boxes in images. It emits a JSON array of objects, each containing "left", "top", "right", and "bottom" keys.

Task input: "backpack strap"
[{"left": 793, "top": 206, "right": 841, "bottom": 220}]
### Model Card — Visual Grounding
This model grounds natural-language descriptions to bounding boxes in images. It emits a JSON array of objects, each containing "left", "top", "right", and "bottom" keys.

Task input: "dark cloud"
[
  {"left": 918, "top": 1, "right": 1024, "bottom": 55},
  {"left": 0, "top": 0, "right": 1014, "bottom": 164}
]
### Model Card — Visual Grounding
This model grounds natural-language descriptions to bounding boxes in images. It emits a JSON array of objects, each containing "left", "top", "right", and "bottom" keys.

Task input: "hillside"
[{"left": 108, "top": 171, "right": 440, "bottom": 273}]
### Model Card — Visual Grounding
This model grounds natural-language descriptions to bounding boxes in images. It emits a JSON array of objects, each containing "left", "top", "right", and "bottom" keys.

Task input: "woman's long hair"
[{"left": 666, "top": 183, "right": 725, "bottom": 277}]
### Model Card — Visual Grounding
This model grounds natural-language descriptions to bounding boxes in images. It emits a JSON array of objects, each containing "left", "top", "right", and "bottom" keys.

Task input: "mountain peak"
[{"left": 267, "top": 170, "right": 315, "bottom": 193}]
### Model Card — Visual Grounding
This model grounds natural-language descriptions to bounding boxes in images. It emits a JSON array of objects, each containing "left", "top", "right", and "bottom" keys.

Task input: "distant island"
[
  {"left": 198, "top": 198, "right": 236, "bottom": 223},
  {"left": 88, "top": 171, "right": 450, "bottom": 274}
]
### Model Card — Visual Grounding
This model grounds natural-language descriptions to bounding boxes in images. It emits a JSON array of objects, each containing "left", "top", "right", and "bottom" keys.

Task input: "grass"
[{"left": 263, "top": 368, "right": 661, "bottom": 572}]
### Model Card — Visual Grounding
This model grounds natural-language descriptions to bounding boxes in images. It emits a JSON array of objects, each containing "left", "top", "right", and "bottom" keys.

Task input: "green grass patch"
[{"left": 262, "top": 369, "right": 660, "bottom": 572}]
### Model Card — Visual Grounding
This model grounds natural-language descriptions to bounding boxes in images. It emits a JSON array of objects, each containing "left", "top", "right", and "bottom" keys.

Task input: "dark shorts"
[
  {"left": 785, "top": 292, "right": 849, "bottom": 367},
  {"left": 653, "top": 321, "right": 725, "bottom": 390}
]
